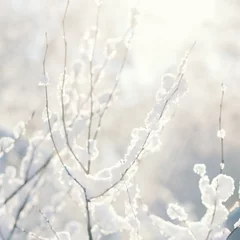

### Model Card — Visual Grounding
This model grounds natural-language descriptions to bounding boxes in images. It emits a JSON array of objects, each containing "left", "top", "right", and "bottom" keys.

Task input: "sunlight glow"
[
  {"left": 141, "top": 0, "right": 217, "bottom": 31},
  {"left": 133, "top": 0, "right": 217, "bottom": 85}
]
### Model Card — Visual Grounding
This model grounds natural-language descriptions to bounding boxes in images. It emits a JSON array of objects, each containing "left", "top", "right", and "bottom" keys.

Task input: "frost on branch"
[
  {"left": 42, "top": 107, "right": 52, "bottom": 123},
  {"left": 211, "top": 174, "right": 235, "bottom": 202},
  {"left": 148, "top": 165, "right": 235, "bottom": 240},
  {"left": 217, "top": 129, "right": 226, "bottom": 139},
  {"left": 104, "top": 38, "right": 120, "bottom": 60},
  {"left": 193, "top": 163, "right": 206, "bottom": 177},
  {"left": 64, "top": 45, "right": 192, "bottom": 203},
  {"left": 161, "top": 73, "right": 177, "bottom": 94},
  {"left": 212, "top": 228, "right": 231, "bottom": 240},
  {"left": 146, "top": 70, "right": 188, "bottom": 132},
  {"left": 13, "top": 121, "right": 26, "bottom": 139},
  {"left": 198, "top": 173, "right": 234, "bottom": 229},
  {"left": 88, "top": 139, "right": 99, "bottom": 161},
  {"left": 167, "top": 203, "right": 188, "bottom": 221},
  {"left": 0, "top": 137, "right": 15, "bottom": 157},
  {"left": 0, "top": 3, "right": 205, "bottom": 240}
]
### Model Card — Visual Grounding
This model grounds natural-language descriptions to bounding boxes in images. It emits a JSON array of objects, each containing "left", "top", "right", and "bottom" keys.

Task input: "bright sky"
[
  {"left": 141, "top": 0, "right": 217, "bottom": 28},
  {"left": 130, "top": 0, "right": 217, "bottom": 84}
]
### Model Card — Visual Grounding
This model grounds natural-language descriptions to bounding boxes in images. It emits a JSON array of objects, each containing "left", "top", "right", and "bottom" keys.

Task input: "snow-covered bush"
[{"left": 0, "top": 1, "right": 238, "bottom": 240}]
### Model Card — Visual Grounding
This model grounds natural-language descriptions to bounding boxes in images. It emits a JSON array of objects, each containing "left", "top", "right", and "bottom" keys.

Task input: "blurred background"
[{"left": 0, "top": 0, "right": 240, "bottom": 224}]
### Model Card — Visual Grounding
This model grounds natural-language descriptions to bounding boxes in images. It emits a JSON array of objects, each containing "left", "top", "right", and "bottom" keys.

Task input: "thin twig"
[
  {"left": 83, "top": 189, "right": 93, "bottom": 240},
  {"left": 73, "top": 4, "right": 137, "bottom": 124},
  {"left": 227, "top": 226, "right": 239, "bottom": 240},
  {"left": 205, "top": 185, "right": 219, "bottom": 240},
  {"left": 59, "top": 0, "right": 87, "bottom": 173},
  {"left": 25, "top": 133, "right": 49, "bottom": 181},
  {"left": 43, "top": 33, "right": 85, "bottom": 190},
  {"left": 15, "top": 224, "right": 45, "bottom": 240},
  {"left": 75, "top": 28, "right": 131, "bottom": 117},
  {"left": 219, "top": 83, "right": 225, "bottom": 174},
  {"left": 39, "top": 210, "right": 60, "bottom": 240},
  {"left": 205, "top": 83, "right": 226, "bottom": 240},
  {"left": 90, "top": 69, "right": 186, "bottom": 200},
  {"left": 7, "top": 174, "right": 43, "bottom": 240},
  {"left": 90, "top": 42, "right": 196, "bottom": 200},
  {"left": 124, "top": 182, "right": 140, "bottom": 240},
  {"left": 87, "top": 3, "right": 102, "bottom": 174},
  {"left": 43, "top": 29, "right": 93, "bottom": 240},
  {"left": 93, "top": 30, "right": 134, "bottom": 141},
  {"left": 1, "top": 152, "right": 53, "bottom": 206}
]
